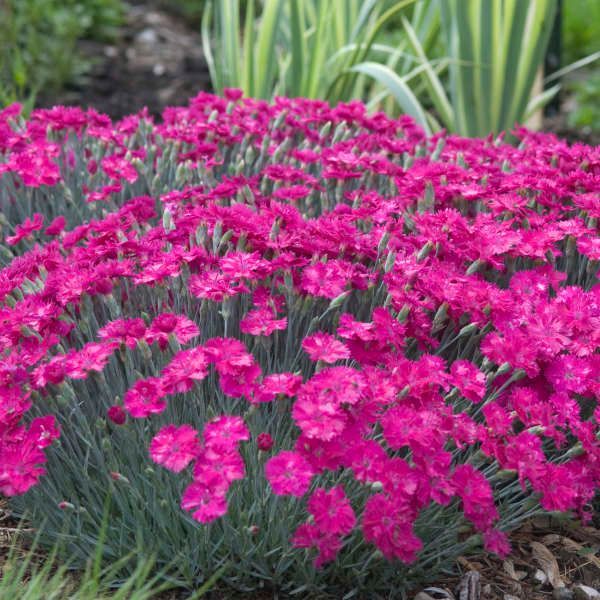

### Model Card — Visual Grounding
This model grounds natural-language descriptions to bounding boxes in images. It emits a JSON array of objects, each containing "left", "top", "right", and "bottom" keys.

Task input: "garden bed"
[{"left": 1, "top": 90, "right": 599, "bottom": 599}]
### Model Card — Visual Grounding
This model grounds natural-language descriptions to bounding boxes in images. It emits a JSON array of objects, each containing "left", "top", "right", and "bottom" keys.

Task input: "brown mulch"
[
  {"left": 420, "top": 516, "right": 600, "bottom": 600},
  {"left": 3, "top": 493, "right": 599, "bottom": 600}
]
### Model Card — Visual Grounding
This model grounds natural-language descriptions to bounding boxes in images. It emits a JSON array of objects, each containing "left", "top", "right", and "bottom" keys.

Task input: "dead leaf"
[
  {"left": 531, "top": 541, "right": 566, "bottom": 589},
  {"left": 455, "top": 571, "right": 481, "bottom": 600},
  {"left": 458, "top": 556, "right": 482, "bottom": 572},
  {"left": 559, "top": 537, "right": 600, "bottom": 571},
  {"left": 422, "top": 586, "right": 455, "bottom": 599},
  {"left": 502, "top": 559, "right": 524, "bottom": 595},
  {"left": 543, "top": 534, "right": 562, "bottom": 545}
]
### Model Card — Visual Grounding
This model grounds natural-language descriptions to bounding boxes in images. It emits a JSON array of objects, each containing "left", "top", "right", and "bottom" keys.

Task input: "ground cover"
[{"left": 0, "top": 92, "right": 598, "bottom": 598}]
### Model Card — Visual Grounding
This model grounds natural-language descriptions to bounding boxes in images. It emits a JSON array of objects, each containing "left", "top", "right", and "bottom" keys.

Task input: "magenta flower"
[
  {"left": 251, "top": 372, "right": 302, "bottom": 403},
  {"left": 483, "top": 529, "right": 511, "bottom": 558},
  {"left": 257, "top": 432, "right": 274, "bottom": 452},
  {"left": 63, "top": 341, "right": 118, "bottom": 379},
  {"left": 124, "top": 377, "right": 167, "bottom": 418},
  {"left": 362, "top": 494, "right": 423, "bottom": 563},
  {"left": 240, "top": 308, "right": 287, "bottom": 336},
  {"left": 265, "top": 450, "right": 316, "bottom": 496},
  {"left": 202, "top": 415, "right": 250, "bottom": 451},
  {"left": 160, "top": 347, "right": 209, "bottom": 394},
  {"left": 101, "top": 153, "right": 138, "bottom": 184},
  {"left": 146, "top": 313, "right": 200, "bottom": 350},
  {"left": 292, "top": 522, "right": 343, "bottom": 568},
  {"left": 302, "top": 332, "right": 350, "bottom": 363},
  {"left": 98, "top": 318, "right": 147, "bottom": 349},
  {"left": 149, "top": 424, "right": 200, "bottom": 472},
  {"left": 193, "top": 447, "right": 245, "bottom": 484},
  {"left": 220, "top": 251, "right": 268, "bottom": 280},
  {"left": 45, "top": 215, "right": 66, "bottom": 237},
  {"left": 450, "top": 360, "right": 487, "bottom": 403},
  {"left": 308, "top": 486, "right": 356, "bottom": 535},
  {"left": 6, "top": 213, "right": 44, "bottom": 245},
  {"left": 181, "top": 480, "right": 228, "bottom": 524},
  {"left": 107, "top": 405, "right": 127, "bottom": 425},
  {"left": 300, "top": 260, "right": 349, "bottom": 299}
]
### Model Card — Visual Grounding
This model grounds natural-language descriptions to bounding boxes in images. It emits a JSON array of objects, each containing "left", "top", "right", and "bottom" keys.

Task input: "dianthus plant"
[{"left": 0, "top": 91, "right": 598, "bottom": 593}]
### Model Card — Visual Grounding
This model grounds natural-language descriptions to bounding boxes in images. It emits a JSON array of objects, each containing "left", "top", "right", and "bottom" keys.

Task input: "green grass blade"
[
  {"left": 242, "top": 0, "right": 256, "bottom": 96},
  {"left": 351, "top": 61, "right": 431, "bottom": 134},
  {"left": 186, "top": 564, "right": 229, "bottom": 599},
  {"left": 544, "top": 50, "right": 600, "bottom": 83},
  {"left": 524, "top": 83, "right": 560, "bottom": 121},
  {"left": 201, "top": 1, "right": 219, "bottom": 94},
  {"left": 507, "top": 0, "right": 557, "bottom": 131},
  {"left": 215, "top": 0, "right": 241, "bottom": 91},
  {"left": 401, "top": 16, "right": 453, "bottom": 129},
  {"left": 329, "top": 0, "right": 417, "bottom": 102},
  {"left": 288, "top": 0, "right": 306, "bottom": 97},
  {"left": 477, "top": 0, "right": 493, "bottom": 135},
  {"left": 255, "top": 0, "right": 283, "bottom": 98},
  {"left": 497, "top": 0, "right": 533, "bottom": 132},
  {"left": 452, "top": 0, "right": 477, "bottom": 135},
  {"left": 306, "top": 1, "right": 330, "bottom": 98}
]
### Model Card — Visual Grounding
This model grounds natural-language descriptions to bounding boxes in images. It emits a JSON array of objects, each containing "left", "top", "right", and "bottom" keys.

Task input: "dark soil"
[
  {"left": 38, "top": 1, "right": 212, "bottom": 119},
  {"left": 35, "top": 1, "right": 599, "bottom": 150},
  {"left": 544, "top": 113, "right": 600, "bottom": 147}
]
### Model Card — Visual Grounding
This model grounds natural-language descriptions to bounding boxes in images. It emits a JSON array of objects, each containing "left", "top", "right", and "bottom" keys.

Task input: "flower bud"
[
  {"left": 257, "top": 432, "right": 274, "bottom": 452},
  {"left": 319, "top": 121, "right": 331, "bottom": 139},
  {"left": 107, "top": 405, "right": 126, "bottom": 426},
  {"left": 58, "top": 501, "right": 75, "bottom": 510},
  {"left": 416, "top": 240, "right": 434, "bottom": 262},
  {"left": 431, "top": 137, "right": 445, "bottom": 161},
  {"left": 384, "top": 251, "right": 396, "bottom": 272},
  {"left": 328, "top": 291, "right": 350, "bottom": 310},
  {"left": 458, "top": 323, "right": 478, "bottom": 337},
  {"left": 110, "top": 471, "right": 130, "bottom": 484},
  {"left": 4, "top": 294, "right": 16, "bottom": 308},
  {"left": 494, "top": 469, "right": 517, "bottom": 480},
  {"left": 162, "top": 208, "right": 175, "bottom": 232},
  {"left": 247, "top": 525, "right": 260, "bottom": 536},
  {"left": 495, "top": 362, "right": 511, "bottom": 376},
  {"left": 377, "top": 232, "right": 390, "bottom": 255},
  {"left": 466, "top": 259, "right": 482, "bottom": 275},
  {"left": 370, "top": 481, "right": 383, "bottom": 492},
  {"left": 397, "top": 304, "right": 411, "bottom": 322}
]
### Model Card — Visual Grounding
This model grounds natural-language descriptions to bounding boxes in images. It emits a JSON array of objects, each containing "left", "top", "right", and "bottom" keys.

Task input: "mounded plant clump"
[{"left": 0, "top": 92, "right": 599, "bottom": 597}]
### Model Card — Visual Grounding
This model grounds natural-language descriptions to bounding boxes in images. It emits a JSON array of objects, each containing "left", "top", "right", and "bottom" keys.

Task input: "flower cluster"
[
  {"left": 152, "top": 415, "right": 250, "bottom": 523},
  {"left": 0, "top": 92, "right": 598, "bottom": 568}
]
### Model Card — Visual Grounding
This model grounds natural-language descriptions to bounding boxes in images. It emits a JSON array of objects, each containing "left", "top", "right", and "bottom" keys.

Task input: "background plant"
[
  {"left": 566, "top": 71, "right": 600, "bottom": 132},
  {"left": 561, "top": 0, "right": 600, "bottom": 135},
  {"left": 201, "top": 0, "right": 434, "bottom": 102},
  {"left": 0, "top": 0, "right": 123, "bottom": 110},
  {"left": 206, "top": 0, "right": 598, "bottom": 137},
  {"left": 0, "top": 516, "right": 176, "bottom": 599},
  {"left": 562, "top": 0, "right": 600, "bottom": 64},
  {"left": 354, "top": 0, "right": 563, "bottom": 135}
]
